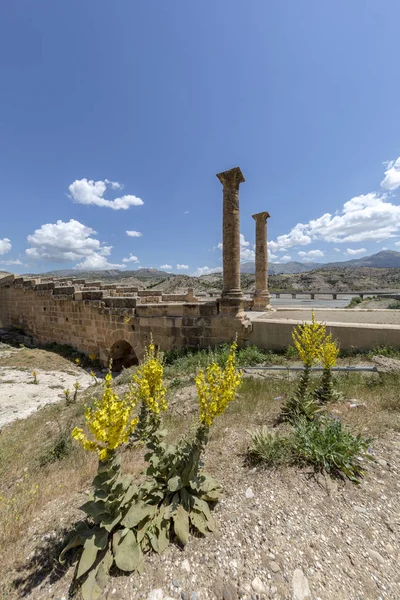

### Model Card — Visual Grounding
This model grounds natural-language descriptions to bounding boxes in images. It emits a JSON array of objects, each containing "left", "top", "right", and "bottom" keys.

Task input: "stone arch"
[{"left": 109, "top": 339, "right": 138, "bottom": 371}]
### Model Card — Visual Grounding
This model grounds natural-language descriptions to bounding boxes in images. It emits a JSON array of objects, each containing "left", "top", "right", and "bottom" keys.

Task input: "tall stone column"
[
  {"left": 252, "top": 211, "right": 271, "bottom": 310},
  {"left": 216, "top": 167, "right": 245, "bottom": 300}
]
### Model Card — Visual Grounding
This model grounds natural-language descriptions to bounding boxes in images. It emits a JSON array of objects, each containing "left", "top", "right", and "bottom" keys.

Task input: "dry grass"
[
  {"left": 0, "top": 353, "right": 399, "bottom": 598},
  {"left": 0, "top": 347, "right": 81, "bottom": 373}
]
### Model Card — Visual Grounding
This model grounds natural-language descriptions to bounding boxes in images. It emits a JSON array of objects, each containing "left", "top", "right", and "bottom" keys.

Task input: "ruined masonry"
[{"left": 0, "top": 167, "right": 273, "bottom": 368}]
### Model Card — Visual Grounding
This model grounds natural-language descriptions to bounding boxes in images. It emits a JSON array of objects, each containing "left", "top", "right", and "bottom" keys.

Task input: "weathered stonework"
[
  {"left": 0, "top": 276, "right": 252, "bottom": 369},
  {"left": 252, "top": 211, "right": 272, "bottom": 311}
]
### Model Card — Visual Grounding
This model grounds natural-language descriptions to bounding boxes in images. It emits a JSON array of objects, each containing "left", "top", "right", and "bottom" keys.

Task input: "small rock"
[
  {"left": 376, "top": 458, "right": 388, "bottom": 467},
  {"left": 190, "top": 593, "right": 197, "bottom": 600},
  {"left": 386, "top": 543, "right": 394, "bottom": 554},
  {"left": 368, "top": 549, "right": 385, "bottom": 565},
  {"left": 182, "top": 559, "right": 191, "bottom": 573},
  {"left": 245, "top": 487, "right": 255, "bottom": 499},
  {"left": 251, "top": 576, "right": 268, "bottom": 594},
  {"left": 354, "top": 505, "right": 367, "bottom": 513},
  {"left": 292, "top": 569, "right": 311, "bottom": 600},
  {"left": 172, "top": 579, "right": 181, "bottom": 588},
  {"left": 223, "top": 582, "right": 239, "bottom": 600},
  {"left": 148, "top": 590, "right": 164, "bottom": 600},
  {"left": 270, "top": 561, "right": 281, "bottom": 573}
]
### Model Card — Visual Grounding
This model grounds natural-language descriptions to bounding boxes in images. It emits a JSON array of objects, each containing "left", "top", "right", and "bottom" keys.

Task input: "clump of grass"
[
  {"left": 346, "top": 296, "right": 363, "bottom": 308},
  {"left": 248, "top": 427, "right": 293, "bottom": 467},
  {"left": 371, "top": 345, "right": 400, "bottom": 358},
  {"left": 38, "top": 424, "right": 73, "bottom": 467},
  {"left": 388, "top": 300, "right": 400, "bottom": 309}
]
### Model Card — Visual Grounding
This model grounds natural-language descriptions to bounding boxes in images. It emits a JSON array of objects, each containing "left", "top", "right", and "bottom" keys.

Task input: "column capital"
[
  {"left": 252, "top": 211, "right": 271, "bottom": 221},
  {"left": 216, "top": 166, "right": 245, "bottom": 188}
]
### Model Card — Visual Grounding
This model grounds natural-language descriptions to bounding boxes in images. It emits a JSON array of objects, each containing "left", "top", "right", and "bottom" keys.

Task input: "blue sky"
[{"left": 1, "top": 0, "right": 400, "bottom": 275}]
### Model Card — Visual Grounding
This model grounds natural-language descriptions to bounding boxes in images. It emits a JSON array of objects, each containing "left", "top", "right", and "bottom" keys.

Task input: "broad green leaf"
[
  {"left": 59, "top": 533, "right": 86, "bottom": 564},
  {"left": 167, "top": 475, "right": 183, "bottom": 492},
  {"left": 156, "top": 521, "right": 170, "bottom": 553},
  {"left": 189, "top": 511, "right": 207, "bottom": 535},
  {"left": 121, "top": 502, "right": 157, "bottom": 529},
  {"left": 114, "top": 530, "right": 144, "bottom": 572},
  {"left": 121, "top": 483, "right": 138, "bottom": 507},
  {"left": 77, "top": 529, "right": 108, "bottom": 579},
  {"left": 173, "top": 505, "right": 189, "bottom": 546},
  {"left": 80, "top": 500, "right": 108, "bottom": 520},
  {"left": 81, "top": 550, "right": 113, "bottom": 600}
]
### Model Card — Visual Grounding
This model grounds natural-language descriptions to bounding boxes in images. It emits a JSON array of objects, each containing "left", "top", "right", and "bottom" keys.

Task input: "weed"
[
  {"left": 292, "top": 417, "right": 372, "bottom": 483},
  {"left": 346, "top": 296, "right": 363, "bottom": 308},
  {"left": 388, "top": 300, "right": 400, "bottom": 309},
  {"left": 39, "top": 424, "right": 73, "bottom": 467},
  {"left": 248, "top": 427, "right": 292, "bottom": 467}
]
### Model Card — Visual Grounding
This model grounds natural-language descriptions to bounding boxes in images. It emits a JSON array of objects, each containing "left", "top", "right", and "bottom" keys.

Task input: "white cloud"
[
  {"left": 281, "top": 255, "right": 292, "bottom": 261},
  {"left": 345, "top": 247, "right": 367, "bottom": 256},
  {"left": 0, "top": 259, "right": 22, "bottom": 266},
  {"left": 395, "top": 241, "right": 400, "bottom": 247},
  {"left": 298, "top": 249, "right": 324, "bottom": 259},
  {"left": 381, "top": 157, "right": 400, "bottom": 191},
  {"left": 126, "top": 230, "right": 142, "bottom": 238},
  {"left": 184, "top": 211, "right": 190, "bottom": 214},
  {"left": 160, "top": 264, "right": 172, "bottom": 270},
  {"left": 0, "top": 238, "right": 11, "bottom": 255},
  {"left": 25, "top": 219, "right": 122, "bottom": 272},
  {"left": 75, "top": 254, "right": 125, "bottom": 270},
  {"left": 334, "top": 248, "right": 341, "bottom": 252},
  {"left": 122, "top": 254, "right": 139, "bottom": 263},
  {"left": 192, "top": 266, "right": 222, "bottom": 277},
  {"left": 176, "top": 264, "right": 189, "bottom": 270},
  {"left": 68, "top": 179, "right": 144, "bottom": 210}
]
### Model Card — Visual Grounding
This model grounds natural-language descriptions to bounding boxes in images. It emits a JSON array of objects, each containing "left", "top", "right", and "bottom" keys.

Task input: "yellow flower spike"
[
  {"left": 292, "top": 310, "right": 327, "bottom": 367},
  {"left": 196, "top": 341, "right": 242, "bottom": 427},
  {"left": 128, "top": 339, "right": 167, "bottom": 415},
  {"left": 71, "top": 372, "right": 138, "bottom": 460},
  {"left": 320, "top": 335, "right": 340, "bottom": 369}
]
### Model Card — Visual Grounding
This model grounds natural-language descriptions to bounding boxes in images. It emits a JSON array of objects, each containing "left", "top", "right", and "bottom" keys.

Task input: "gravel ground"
[
  {"left": 13, "top": 428, "right": 400, "bottom": 600},
  {"left": 0, "top": 366, "right": 92, "bottom": 428}
]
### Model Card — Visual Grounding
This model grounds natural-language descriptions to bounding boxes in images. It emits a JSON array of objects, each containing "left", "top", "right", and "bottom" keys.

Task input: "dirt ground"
[{"left": 1, "top": 348, "right": 399, "bottom": 600}]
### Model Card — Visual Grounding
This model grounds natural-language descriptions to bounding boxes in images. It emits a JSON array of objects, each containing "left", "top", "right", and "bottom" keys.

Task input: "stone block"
[
  {"left": 53, "top": 286, "right": 75, "bottom": 295},
  {"left": 104, "top": 297, "right": 137, "bottom": 308},
  {"left": 74, "top": 291, "right": 104, "bottom": 301},
  {"left": 35, "top": 282, "right": 55, "bottom": 291},
  {"left": 199, "top": 302, "right": 218, "bottom": 316}
]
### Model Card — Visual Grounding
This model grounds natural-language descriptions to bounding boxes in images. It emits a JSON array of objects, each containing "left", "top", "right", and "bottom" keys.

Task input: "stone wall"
[{"left": 0, "top": 276, "right": 252, "bottom": 367}]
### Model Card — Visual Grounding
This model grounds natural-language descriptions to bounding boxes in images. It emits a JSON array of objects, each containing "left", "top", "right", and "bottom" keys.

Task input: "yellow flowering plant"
[
  {"left": 61, "top": 373, "right": 145, "bottom": 598},
  {"left": 314, "top": 335, "right": 341, "bottom": 404},
  {"left": 72, "top": 373, "right": 138, "bottom": 461},
  {"left": 196, "top": 340, "right": 243, "bottom": 427}
]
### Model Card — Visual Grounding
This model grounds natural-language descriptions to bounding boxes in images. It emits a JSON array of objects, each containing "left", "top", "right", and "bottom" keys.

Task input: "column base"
[
  {"left": 252, "top": 292, "right": 273, "bottom": 311},
  {"left": 221, "top": 288, "right": 243, "bottom": 300},
  {"left": 218, "top": 297, "right": 245, "bottom": 316}
]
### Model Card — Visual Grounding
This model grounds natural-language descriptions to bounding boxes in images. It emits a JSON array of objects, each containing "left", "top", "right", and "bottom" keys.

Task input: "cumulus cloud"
[
  {"left": 334, "top": 248, "right": 341, "bottom": 252},
  {"left": 281, "top": 255, "right": 292, "bottom": 261},
  {"left": 68, "top": 179, "right": 144, "bottom": 210},
  {"left": 345, "top": 248, "right": 367, "bottom": 256},
  {"left": 381, "top": 157, "right": 400, "bottom": 191},
  {"left": 25, "top": 219, "right": 112, "bottom": 263},
  {"left": 298, "top": 249, "right": 324, "bottom": 259},
  {"left": 75, "top": 255, "right": 125, "bottom": 270},
  {"left": 192, "top": 266, "right": 223, "bottom": 277},
  {"left": 160, "top": 264, "right": 172, "bottom": 270},
  {"left": 122, "top": 254, "right": 139, "bottom": 263},
  {"left": 176, "top": 264, "right": 189, "bottom": 270},
  {"left": 0, "top": 238, "right": 11, "bottom": 255},
  {"left": 126, "top": 230, "right": 142, "bottom": 237}
]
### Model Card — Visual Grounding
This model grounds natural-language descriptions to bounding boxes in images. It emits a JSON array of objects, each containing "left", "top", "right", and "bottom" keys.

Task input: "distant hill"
[
  {"left": 26, "top": 267, "right": 172, "bottom": 281},
  {"left": 241, "top": 251, "right": 400, "bottom": 274}
]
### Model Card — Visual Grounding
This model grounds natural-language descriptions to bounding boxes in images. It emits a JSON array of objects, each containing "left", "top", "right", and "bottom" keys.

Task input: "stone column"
[
  {"left": 252, "top": 211, "right": 271, "bottom": 310},
  {"left": 216, "top": 167, "right": 245, "bottom": 299}
]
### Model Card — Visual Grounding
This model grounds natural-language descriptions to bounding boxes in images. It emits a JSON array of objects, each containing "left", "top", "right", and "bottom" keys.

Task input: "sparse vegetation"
[{"left": 346, "top": 296, "right": 363, "bottom": 308}]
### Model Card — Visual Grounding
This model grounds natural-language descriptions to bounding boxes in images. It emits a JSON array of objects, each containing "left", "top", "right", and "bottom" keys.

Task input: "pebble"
[
  {"left": 182, "top": 559, "right": 191, "bottom": 573},
  {"left": 270, "top": 561, "right": 281, "bottom": 573},
  {"left": 368, "top": 549, "right": 385, "bottom": 565},
  {"left": 292, "top": 569, "right": 311, "bottom": 600},
  {"left": 190, "top": 593, "right": 197, "bottom": 600},
  {"left": 148, "top": 590, "right": 163, "bottom": 600},
  {"left": 245, "top": 487, "right": 255, "bottom": 499},
  {"left": 251, "top": 576, "right": 269, "bottom": 594},
  {"left": 376, "top": 458, "right": 388, "bottom": 467},
  {"left": 172, "top": 579, "right": 181, "bottom": 588}
]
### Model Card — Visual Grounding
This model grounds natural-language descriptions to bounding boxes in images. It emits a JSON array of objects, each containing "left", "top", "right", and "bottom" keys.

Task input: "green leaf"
[
  {"left": 167, "top": 475, "right": 183, "bottom": 492},
  {"left": 81, "top": 549, "right": 113, "bottom": 600},
  {"left": 80, "top": 500, "right": 109, "bottom": 520},
  {"left": 59, "top": 531, "right": 87, "bottom": 564},
  {"left": 189, "top": 511, "right": 208, "bottom": 535},
  {"left": 173, "top": 505, "right": 189, "bottom": 546},
  {"left": 77, "top": 529, "right": 109, "bottom": 579},
  {"left": 114, "top": 530, "right": 144, "bottom": 572},
  {"left": 156, "top": 521, "right": 170, "bottom": 553},
  {"left": 121, "top": 501, "right": 157, "bottom": 529},
  {"left": 121, "top": 483, "right": 138, "bottom": 507}
]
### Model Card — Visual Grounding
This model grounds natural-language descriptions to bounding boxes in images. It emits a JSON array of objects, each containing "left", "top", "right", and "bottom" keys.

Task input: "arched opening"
[{"left": 110, "top": 339, "right": 138, "bottom": 371}]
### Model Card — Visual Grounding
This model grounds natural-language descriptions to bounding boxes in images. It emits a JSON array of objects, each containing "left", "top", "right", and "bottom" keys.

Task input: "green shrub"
[
  {"left": 284, "top": 345, "right": 298, "bottom": 359},
  {"left": 372, "top": 345, "right": 400, "bottom": 358},
  {"left": 281, "top": 392, "right": 321, "bottom": 424},
  {"left": 388, "top": 300, "right": 400, "bottom": 309},
  {"left": 39, "top": 423, "right": 73, "bottom": 467},
  {"left": 346, "top": 296, "right": 363, "bottom": 308},
  {"left": 292, "top": 417, "right": 372, "bottom": 483},
  {"left": 248, "top": 427, "right": 293, "bottom": 466}
]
